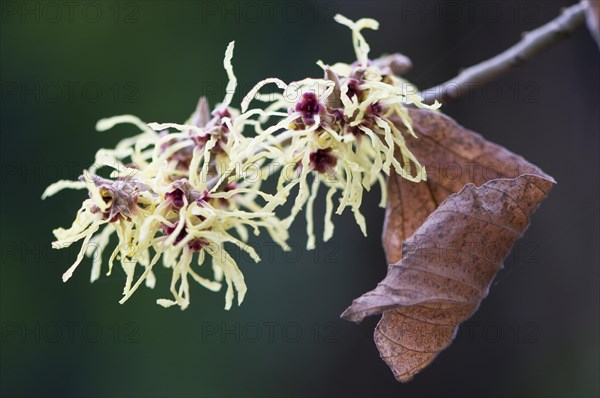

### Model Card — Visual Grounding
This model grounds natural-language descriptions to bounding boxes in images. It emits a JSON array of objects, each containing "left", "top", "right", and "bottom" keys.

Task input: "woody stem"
[{"left": 421, "top": 2, "right": 587, "bottom": 105}]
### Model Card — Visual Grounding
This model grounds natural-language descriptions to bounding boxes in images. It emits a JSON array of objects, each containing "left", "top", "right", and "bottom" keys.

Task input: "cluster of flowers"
[{"left": 43, "top": 15, "right": 440, "bottom": 310}]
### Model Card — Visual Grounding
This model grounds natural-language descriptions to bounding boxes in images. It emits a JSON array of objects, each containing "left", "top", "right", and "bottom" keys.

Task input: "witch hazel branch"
[{"left": 42, "top": 14, "right": 468, "bottom": 312}]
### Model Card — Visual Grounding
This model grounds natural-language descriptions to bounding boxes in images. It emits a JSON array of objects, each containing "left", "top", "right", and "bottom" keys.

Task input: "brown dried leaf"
[
  {"left": 383, "top": 108, "right": 546, "bottom": 264},
  {"left": 342, "top": 109, "right": 555, "bottom": 382}
]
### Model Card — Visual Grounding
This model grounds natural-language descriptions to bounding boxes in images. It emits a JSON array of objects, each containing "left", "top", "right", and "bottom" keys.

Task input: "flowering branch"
[
  {"left": 421, "top": 2, "right": 587, "bottom": 105},
  {"left": 43, "top": 14, "right": 441, "bottom": 311}
]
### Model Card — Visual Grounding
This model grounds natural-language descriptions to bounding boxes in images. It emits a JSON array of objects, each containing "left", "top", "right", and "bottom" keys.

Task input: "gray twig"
[{"left": 421, "top": 2, "right": 587, "bottom": 104}]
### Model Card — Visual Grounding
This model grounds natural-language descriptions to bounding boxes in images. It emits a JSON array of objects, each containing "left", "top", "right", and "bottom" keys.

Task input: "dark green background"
[{"left": 1, "top": 1, "right": 598, "bottom": 397}]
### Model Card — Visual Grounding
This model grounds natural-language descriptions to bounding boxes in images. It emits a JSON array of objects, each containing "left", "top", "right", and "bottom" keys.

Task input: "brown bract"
[{"left": 341, "top": 109, "right": 555, "bottom": 382}]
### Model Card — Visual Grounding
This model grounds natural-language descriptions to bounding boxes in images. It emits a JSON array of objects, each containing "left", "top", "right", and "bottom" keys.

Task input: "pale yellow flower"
[{"left": 44, "top": 14, "right": 440, "bottom": 309}]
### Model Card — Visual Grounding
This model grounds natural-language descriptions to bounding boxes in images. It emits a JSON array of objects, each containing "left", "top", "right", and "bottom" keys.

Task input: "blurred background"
[{"left": 1, "top": 0, "right": 598, "bottom": 397}]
